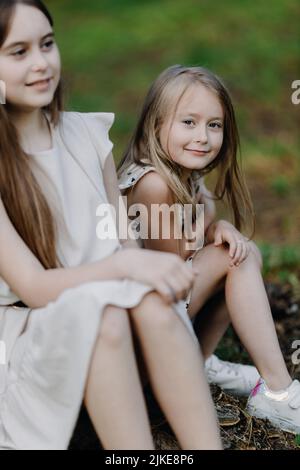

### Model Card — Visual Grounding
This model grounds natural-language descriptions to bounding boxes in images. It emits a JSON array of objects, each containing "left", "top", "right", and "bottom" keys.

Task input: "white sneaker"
[
  {"left": 246, "top": 378, "right": 300, "bottom": 434},
  {"left": 205, "top": 354, "right": 260, "bottom": 397}
]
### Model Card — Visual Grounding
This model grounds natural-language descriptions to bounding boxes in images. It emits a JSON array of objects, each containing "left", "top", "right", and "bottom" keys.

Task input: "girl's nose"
[
  {"left": 30, "top": 50, "right": 48, "bottom": 72},
  {"left": 194, "top": 126, "right": 208, "bottom": 145}
]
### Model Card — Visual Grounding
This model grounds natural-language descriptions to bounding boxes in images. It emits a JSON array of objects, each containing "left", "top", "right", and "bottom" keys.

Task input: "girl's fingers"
[
  {"left": 233, "top": 239, "right": 249, "bottom": 265},
  {"left": 242, "top": 242, "right": 249, "bottom": 261},
  {"left": 160, "top": 277, "right": 184, "bottom": 303},
  {"left": 232, "top": 239, "right": 243, "bottom": 266},
  {"left": 228, "top": 237, "right": 238, "bottom": 259},
  {"left": 174, "top": 268, "right": 194, "bottom": 299},
  {"left": 181, "top": 265, "right": 196, "bottom": 284},
  {"left": 234, "top": 240, "right": 244, "bottom": 264},
  {"left": 237, "top": 243, "right": 246, "bottom": 264},
  {"left": 176, "top": 265, "right": 196, "bottom": 291},
  {"left": 172, "top": 277, "right": 190, "bottom": 301},
  {"left": 155, "top": 282, "right": 175, "bottom": 304},
  {"left": 185, "top": 265, "right": 197, "bottom": 284},
  {"left": 229, "top": 238, "right": 238, "bottom": 264},
  {"left": 176, "top": 272, "right": 193, "bottom": 296},
  {"left": 237, "top": 242, "right": 247, "bottom": 265},
  {"left": 173, "top": 273, "right": 190, "bottom": 293},
  {"left": 154, "top": 262, "right": 194, "bottom": 302}
]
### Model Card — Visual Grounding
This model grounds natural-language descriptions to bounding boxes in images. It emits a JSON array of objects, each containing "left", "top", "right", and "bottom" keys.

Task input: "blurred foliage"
[
  {"left": 48, "top": 0, "right": 300, "bottom": 156},
  {"left": 270, "top": 176, "right": 291, "bottom": 197},
  {"left": 260, "top": 243, "right": 300, "bottom": 273},
  {"left": 260, "top": 243, "right": 300, "bottom": 294},
  {"left": 48, "top": 0, "right": 300, "bottom": 279}
]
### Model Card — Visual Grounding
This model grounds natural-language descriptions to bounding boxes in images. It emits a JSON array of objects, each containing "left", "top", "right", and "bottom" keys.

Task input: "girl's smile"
[
  {"left": 159, "top": 83, "right": 224, "bottom": 174},
  {"left": 184, "top": 149, "right": 210, "bottom": 156},
  {"left": 26, "top": 77, "right": 54, "bottom": 91}
]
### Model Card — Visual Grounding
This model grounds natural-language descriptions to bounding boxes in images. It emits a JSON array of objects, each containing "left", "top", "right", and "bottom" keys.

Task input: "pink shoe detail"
[{"left": 250, "top": 378, "right": 263, "bottom": 397}]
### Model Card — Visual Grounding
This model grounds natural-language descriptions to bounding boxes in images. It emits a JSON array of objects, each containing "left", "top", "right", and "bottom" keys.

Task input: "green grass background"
[{"left": 48, "top": 0, "right": 300, "bottom": 282}]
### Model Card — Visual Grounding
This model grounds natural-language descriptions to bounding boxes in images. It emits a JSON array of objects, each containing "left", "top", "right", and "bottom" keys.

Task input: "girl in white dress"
[{"left": 0, "top": 1, "right": 222, "bottom": 450}]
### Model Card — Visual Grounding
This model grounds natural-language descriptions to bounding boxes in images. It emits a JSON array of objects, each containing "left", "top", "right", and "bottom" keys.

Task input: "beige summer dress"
[{"left": 0, "top": 112, "right": 195, "bottom": 450}]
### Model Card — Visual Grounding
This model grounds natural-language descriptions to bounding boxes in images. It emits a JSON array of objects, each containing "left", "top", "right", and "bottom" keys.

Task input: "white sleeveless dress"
[{"left": 0, "top": 112, "right": 195, "bottom": 450}]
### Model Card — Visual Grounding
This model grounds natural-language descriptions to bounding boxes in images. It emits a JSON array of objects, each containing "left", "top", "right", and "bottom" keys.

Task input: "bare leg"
[
  {"left": 84, "top": 305, "right": 154, "bottom": 450},
  {"left": 193, "top": 289, "right": 230, "bottom": 359},
  {"left": 129, "top": 292, "right": 222, "bottom": 450},
  {"left": 187, "top": 242, "right": 291, "bottom": 391}
]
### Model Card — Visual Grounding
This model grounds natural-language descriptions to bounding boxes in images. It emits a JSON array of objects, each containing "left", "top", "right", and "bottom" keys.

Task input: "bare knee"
[
  {"left": 130, "top": 292, "right": 176, "bottom": 332},
  {"left": 193, "top": 243, "right": 230, "bottom": 270},
  {"left": 197, "top": 241, "right": 263, "bottom": 279},
  {"left": 99, "top": 306, "right": 131, "bottom": 348}
]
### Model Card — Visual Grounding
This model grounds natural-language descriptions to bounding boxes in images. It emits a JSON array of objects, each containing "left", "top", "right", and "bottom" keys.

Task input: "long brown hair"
[
  {"left": 118, "top": 65, "right": 255, "bottom": 236},
  {"left": 0, "top": 0, "right": 63, "bottom": 268}
]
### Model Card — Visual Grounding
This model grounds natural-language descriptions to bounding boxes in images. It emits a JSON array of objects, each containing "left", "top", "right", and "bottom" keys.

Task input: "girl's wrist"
[{"left": 113, "top": 248, "right": 137, "bottom": 280}]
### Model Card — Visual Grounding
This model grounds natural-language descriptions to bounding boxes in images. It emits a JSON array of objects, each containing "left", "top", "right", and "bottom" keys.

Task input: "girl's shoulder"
[
  {"left": 118, "top": 160, "right": 156, "bottom": 192},
  {"left": 119, "top": 162, "right": 173, "bottom": 205},
  {"left": 57, "top": 111, "right": 115, "bottom": 169},
  {"left": 58, "top": 111, "right": 115, "bottom": 140}
]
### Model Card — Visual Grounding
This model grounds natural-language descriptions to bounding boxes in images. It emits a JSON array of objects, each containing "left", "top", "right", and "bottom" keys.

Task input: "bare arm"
[
  {"left": 128, "top": 172, "right": 198, "bottom": 260},
  {"left": 0, "top": 197, "right": 128, "bottom": 308}
]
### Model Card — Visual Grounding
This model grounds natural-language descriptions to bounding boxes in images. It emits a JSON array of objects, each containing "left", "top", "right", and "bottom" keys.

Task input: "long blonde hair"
[
  {"left": 118, "top": 64, "right": 255, "bottom": 235},
  {"left": 0, "top": 0, "right": 63, "bottom": 268}
]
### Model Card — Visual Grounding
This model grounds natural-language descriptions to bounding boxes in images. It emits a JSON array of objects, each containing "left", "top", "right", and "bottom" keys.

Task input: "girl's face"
[
  {"left": 159, "top": 83, "right": 224, "bottom": 174},
  {"left": 0, "top": 4, "right": 61, "bottom": 111}
]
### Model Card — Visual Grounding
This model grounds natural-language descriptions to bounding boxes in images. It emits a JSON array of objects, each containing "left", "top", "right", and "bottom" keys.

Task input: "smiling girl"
[
  {"left": 0, "top": 3, "right": 223, "bottom": 450},
  {"left": 118, "top": 65, "right": 300, "bottom": 433}
]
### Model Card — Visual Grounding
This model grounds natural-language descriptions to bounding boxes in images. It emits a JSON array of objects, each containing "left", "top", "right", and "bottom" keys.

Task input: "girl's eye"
[
  {"left": 209, "top": 122, "right": 223, "bottom": 129},
  {"left": 11, "top": 40, "right": 54, "bottom": 57},
  {"left": 12, "top": 49, "right": 26, "bottom": 57},
  {"left": 183, "top": 119, "right": 195, "bottom": 127},
  {"left": 42, "top": 40, "right": 54, "bottom": 50}
]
